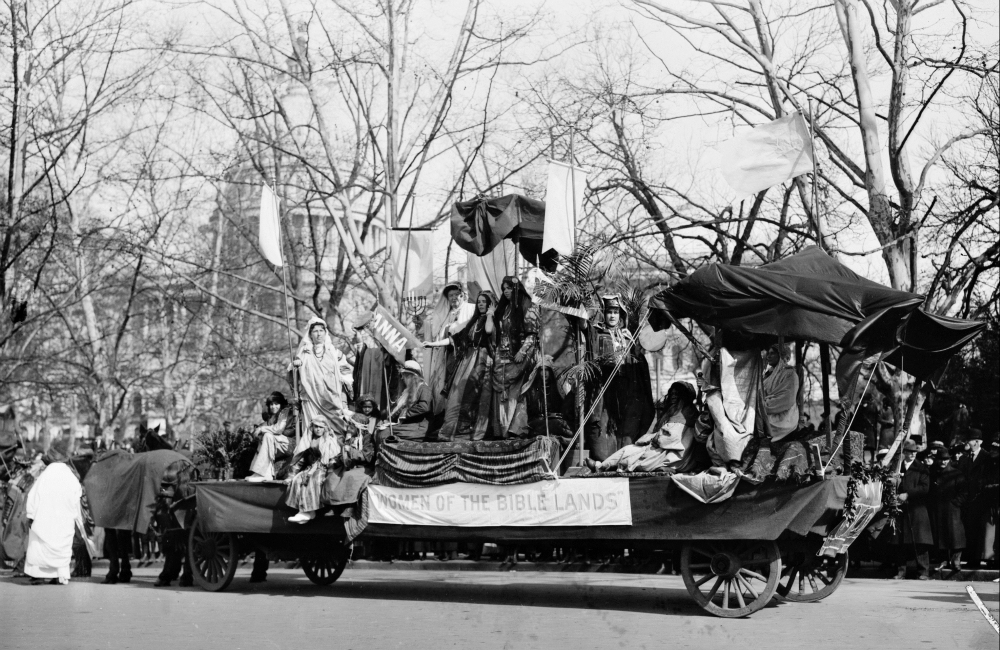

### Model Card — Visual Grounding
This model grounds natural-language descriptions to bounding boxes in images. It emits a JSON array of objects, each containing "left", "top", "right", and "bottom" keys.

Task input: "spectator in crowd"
[
  {"left": 930, "top": 447, "right": 965, "bottom": 574},
  {"left": 960, "top": 429, "right": 990, "bottom": 568},
  {"left": 982, "top": 440, "right": 999, "bottom": 568},
  {"left": 890, "top": 440, "right": 933, "bottom": 580}
]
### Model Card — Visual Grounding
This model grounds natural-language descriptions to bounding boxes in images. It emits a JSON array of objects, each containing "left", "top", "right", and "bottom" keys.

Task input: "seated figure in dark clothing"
[
  {"left": 386, "top": 361, "right": 432, "bottom": 441},
  {"left": 246, "top": 391, "right": 297, "bottom": 482}
]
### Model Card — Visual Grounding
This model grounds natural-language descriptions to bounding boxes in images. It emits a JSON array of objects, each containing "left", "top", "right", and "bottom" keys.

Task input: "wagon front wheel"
[
  {"left": 188, "top": 518, "right": 238, "bottom": 592},
  {"left": 680, "top": 540, "right": 781, "bottom": 618},
  {"left": 776, "top": 550, "right": 847, "bottom": 602}
]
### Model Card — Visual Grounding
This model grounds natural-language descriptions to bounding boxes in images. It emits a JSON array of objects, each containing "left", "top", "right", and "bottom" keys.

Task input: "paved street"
[{"left": 1, "top": 566, "right": 997, "bottom": 650}]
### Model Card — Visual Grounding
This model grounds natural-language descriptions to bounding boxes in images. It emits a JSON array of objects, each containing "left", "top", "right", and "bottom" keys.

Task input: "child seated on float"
[
  {"left": 585, "top": 382, "right": 698, "bottom": 473},
  {"left": 286, "top": 420, "right": 341, "bottom": 524},
  {"left": 343, "top": 394, "right": 382, "bottom": 442}
]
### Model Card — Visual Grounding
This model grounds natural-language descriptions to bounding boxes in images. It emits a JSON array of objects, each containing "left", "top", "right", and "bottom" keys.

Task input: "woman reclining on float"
[{"left": 585, "top": 381, "right": 698, "bottom": 473}]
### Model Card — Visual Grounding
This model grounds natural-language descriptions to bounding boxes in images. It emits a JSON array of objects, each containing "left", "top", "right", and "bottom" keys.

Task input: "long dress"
[
  {"left": 291, "top": 316, "right": 354, "bottom": 455},
  {"left": 24, "top": 463, "right": 82, "bottom": 583},
  {"left": 762, "top": 358, "right": 799, "bottom": 441},
  {"left": 285, "top": 434, "right": 340, "bottom": 513},
  {"left": 424, "top": 295, "right": 476, "bottom": 415},
  {"left": 435, "top": 319, "right": 494, "bottom": 441},
  {"left": 492, "top": 303, "right": 538, "bottom": 438}
]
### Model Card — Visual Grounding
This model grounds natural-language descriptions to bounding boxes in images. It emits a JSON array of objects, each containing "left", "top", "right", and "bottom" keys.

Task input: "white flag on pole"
[
  {"left": 259, "top": 184, "right": 283, "bottom": 267},
  {"left": 718, "top": 112, "right": 814, "bottom": 200},
  {"left": 466, "top": 239, "right": 515, "bottom": 297},
  {"left": 389, "top": 228, "right": 435, "bottom": 297},
  {"left": 543, "top": 160, "right": 586, "bottom": 257}
]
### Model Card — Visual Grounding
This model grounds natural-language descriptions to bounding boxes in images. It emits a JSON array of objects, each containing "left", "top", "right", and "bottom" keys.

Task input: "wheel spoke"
[
  {"left": 722, "top": 580, "right": 730, "bottom": 609},
  {"left": 741, "top": 568, "right": 767, "bottom": 583},
  {"left": 807, "top": 574, "right": 820, "bottom": 593},
  {"left": 741, "top": 558, "right": 775, "bottom": 567},
  {"left": 737, "top": 573, "right": 760, "bottom": 600},
  {"left": 688, "top": 563, "right": 712, "bottom": 570},
  {"left": 694, "top": 572, "right": 715, "bottom": 587},
  {"left": 692, "top": 547, "right": 714, "bottom": 560},
  {"left": 733, "top": 576, "right": 748, "bottom": 609},
  {"left": 706, "top": 576, "right": 724, "bottom": 601},
  {"left": 816, "top": 571, "right": 832, "bottom": 586}
]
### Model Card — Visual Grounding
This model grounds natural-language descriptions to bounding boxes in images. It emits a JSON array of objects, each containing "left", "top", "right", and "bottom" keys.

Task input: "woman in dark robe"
[
  {"left": 491, "top": 276, "right": 538, "bottom": 439},
  {"left": 423, "top": 290, "right": 496, "bottom": 441}
]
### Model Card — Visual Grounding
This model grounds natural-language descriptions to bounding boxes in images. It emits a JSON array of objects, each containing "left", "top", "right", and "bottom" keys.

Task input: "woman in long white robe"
[
  {"left": 291, "top": 316, "right": 354, "bottom": 455},
  {"left": 24, "top": 462, "right": 82, "bottom": 584},
  {"left": 762, "top": 344, "right": 800, "bottom": 441}
]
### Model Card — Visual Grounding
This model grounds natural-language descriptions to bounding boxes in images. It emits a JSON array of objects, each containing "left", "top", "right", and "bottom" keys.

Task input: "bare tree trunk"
[{"left": 836, "top": 0, "right": 910, "bottom": 289}]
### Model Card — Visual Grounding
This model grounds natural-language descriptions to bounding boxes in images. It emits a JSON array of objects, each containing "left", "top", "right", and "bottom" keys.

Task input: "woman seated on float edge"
[
  {"left": 247, "top": 391, "right": 297, "bottom": 482},
  {"left": 386, "top": 360, "right": 433, "bottom": 441},
  {"left": 585, "top": 381, "right": 698, "bottom": 473},
  {"left": 285, "top": 419, "right": 341, "bottom": 524},
  {"left": 423, "top": 290, "right": 497, "bottom": 441}
]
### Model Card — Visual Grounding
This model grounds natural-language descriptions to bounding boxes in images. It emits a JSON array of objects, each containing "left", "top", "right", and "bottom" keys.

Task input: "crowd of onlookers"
[{"left": 848, "top": 397, "right": 999, "bottom": 579}]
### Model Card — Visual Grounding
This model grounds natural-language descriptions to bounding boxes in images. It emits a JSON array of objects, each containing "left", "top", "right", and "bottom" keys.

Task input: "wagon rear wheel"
[
  {"left": 776, "top": 550, "right": 847, "bottom": 602},
  {"left": 301, "top": 549, "right": 349, "bottom": 586},
  {"left": 188, "top": 517, "right": 238, "bottom": 592},
  {"left": 680, "top": 540, "right": 781, "bottom": 618}
]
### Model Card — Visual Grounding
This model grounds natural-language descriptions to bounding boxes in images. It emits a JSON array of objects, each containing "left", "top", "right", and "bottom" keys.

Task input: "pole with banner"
[{"left": 259, "top": 183, "right": 301, "bottom": 450}]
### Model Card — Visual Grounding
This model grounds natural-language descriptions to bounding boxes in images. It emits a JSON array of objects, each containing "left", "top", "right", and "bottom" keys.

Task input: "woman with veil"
[
  {"left": 290, "top": 316, "right": 355, "bottom": 454},
  {"left": 424, "top": 282, "right": 476, "bottom": 416},
  {"left": 423, "top": 290, "right": 497, "bottom": 441}
]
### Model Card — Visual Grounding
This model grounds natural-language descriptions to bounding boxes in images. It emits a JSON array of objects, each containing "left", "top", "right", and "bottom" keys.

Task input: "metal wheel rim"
[
  {"left": 681, "top": 540, "right": 782, "bottom": 618},
  {"left": 188, "top": 519, "right": 238, "bottom": 592},
  {"left": 776, "top": 550, "right": 848, "bottom": 602}
]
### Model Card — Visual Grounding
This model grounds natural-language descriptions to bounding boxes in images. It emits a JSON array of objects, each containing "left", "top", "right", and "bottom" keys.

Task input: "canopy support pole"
[{"left": 820, "top": 342, "right": 832, "bottom": 448}]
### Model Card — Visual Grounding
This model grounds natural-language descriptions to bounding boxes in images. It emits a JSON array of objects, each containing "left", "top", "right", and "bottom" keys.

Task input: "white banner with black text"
[{"left": 368, "top": 478, "right": 632, "bottom": 527}]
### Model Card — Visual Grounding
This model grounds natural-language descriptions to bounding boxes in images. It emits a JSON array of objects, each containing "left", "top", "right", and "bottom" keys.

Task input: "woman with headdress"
[
  {"left": 423, "top": 290, "right": 497, "bottom": 441},
  {"left": 290, "top": 316, "right": 354, "bottom": 456},
  {"left": 424, "top": 282, "right": 476, "bottom": 415},
  {"left": 590, "top": 294, "right": 655, "bottom": 451},
  {"left": 762, "top": 343, "right": 799, "bottom": 441},
  {"left": 585, "top": 381, "right": 698, "bottom": 473},
  {"left": 285, "top": 419, "right": 341, "bottom": 524},
  {"left": 491, "top": 276, "right": 539, "bottom": 438},
  {"left": 342, "top": 394, "right": 382, "bottom": 440}
]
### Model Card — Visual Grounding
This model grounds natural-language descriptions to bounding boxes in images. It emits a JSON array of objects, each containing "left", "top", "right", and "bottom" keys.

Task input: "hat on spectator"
[
  {"left": 902, "top": 439, "right": 918, "bottom": 452},
  {"left": 936, "top": 448, "right": 952, "bottom": 460},
  {"left": 930, "top": 440, "right": 945, "bottom": 448},
  {"left": 875, "top": 447, "right": 889, "bottom": 458},
  {"left": 967, "top": 428, "right": 983, "bottom": 441}
]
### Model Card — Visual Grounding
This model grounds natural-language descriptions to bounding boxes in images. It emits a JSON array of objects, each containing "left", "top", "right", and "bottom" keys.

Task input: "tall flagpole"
[
  {"left": 807, "top": 100, "right": 822, "bottom": 245},
  {"left": 270, "top": 184, "right": 301, "bottom": 451}
]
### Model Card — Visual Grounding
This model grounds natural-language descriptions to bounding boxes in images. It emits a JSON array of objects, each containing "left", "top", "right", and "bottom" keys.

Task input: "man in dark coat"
[
  {"left": 958, "top": 429, "right": 989, "bottom": 567},
  {"left": 930, "top": 447, "right": 965, "bottom": 573},
  {"left": 891, "top": 439, "right": 934, "bottom": 579}
]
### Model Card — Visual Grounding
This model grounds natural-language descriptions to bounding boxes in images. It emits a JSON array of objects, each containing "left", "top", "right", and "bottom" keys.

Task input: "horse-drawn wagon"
[{"left": 185, "top": 248, "right": 984, "bottom": 618}]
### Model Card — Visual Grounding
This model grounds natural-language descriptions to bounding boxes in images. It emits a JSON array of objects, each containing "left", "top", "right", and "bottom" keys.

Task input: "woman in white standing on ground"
[
  {"left": 24, "top": 454, "right": 83, "bottom": 585},
  {"left": 291, "top": 315, "right": 354, "bottom": 455}
]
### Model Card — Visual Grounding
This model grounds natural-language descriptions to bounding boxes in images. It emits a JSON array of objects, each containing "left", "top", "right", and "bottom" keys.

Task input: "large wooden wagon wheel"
[
  {"left": 301, "top": 547, "right": 349, "bottom": 586},
  {"left": 680, "top": 540, "right": 782, "bottom": 618},
  {"left": 188, "top": 517, "right": 238, "bottom": 592},
  {"left": 775, "top": 550, "right": 848, "bottom": 602}
]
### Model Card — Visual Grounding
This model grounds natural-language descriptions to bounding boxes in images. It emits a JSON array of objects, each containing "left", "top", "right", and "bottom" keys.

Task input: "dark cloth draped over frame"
[{"left": 451, "top": 194, "right": 558, "bottom": 271}]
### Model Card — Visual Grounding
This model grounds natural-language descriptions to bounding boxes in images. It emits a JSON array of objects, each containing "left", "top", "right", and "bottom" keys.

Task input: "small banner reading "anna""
[
  {"left": 355, "top": 306, "right": 421, "bottom": 364},
  {"left": 368, "top": 478, "right": 632, "bottom": 527}
]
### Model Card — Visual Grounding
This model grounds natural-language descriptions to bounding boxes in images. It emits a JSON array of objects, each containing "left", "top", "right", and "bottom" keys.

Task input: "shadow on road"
[{"left": 907, "top": 588, "right": 999, "bottom": 606}]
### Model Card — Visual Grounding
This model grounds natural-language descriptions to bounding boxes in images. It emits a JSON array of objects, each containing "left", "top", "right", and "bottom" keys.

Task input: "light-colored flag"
[
  {"left": 259, "top": 184, "right": 283, "bottom": 267},
  {"left": 390, "top": 228, "right": 435, "bottom": 298},
  {"left": 718, "top": 112, "right": 814, "bottom": 200},
  {"left": 543, "top": 160, "right": 586, "bottom": 256},
  {"left": 466, "top": 239, "right": 515, "bottom": 297}
]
